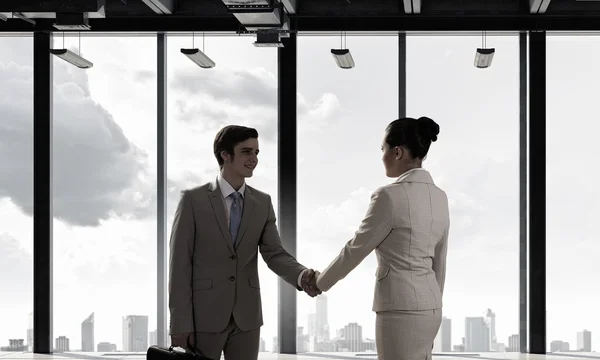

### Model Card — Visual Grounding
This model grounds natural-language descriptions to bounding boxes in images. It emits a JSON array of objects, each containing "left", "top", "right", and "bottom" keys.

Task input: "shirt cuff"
[{"left": 297, "top": 269, "right": 308, "bottom": 288}]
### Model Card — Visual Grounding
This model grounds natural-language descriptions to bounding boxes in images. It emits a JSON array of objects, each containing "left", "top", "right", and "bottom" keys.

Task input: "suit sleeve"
[
  {"left": 316, "top": 187, "right": 393, "bottom": 292},
  {"left": 168, "top": 190, "right": 196, "bottom": 335},
  {"left": 432, "top": 222, "right": 449, "bottom": 295},
  {"left": 259, "top": 195, "right": 307, "bottom": 291}
]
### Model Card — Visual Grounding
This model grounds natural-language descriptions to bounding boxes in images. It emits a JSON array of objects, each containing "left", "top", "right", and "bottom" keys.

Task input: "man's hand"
[
  {"left": 301, "top": 269, "right": 322, "bottom": 297},
  {"left": 171, "top": 333, "right": 192, "bottom": 348}
]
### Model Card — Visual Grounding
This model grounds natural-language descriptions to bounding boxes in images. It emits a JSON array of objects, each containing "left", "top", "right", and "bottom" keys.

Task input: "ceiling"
[{"left": 1, "top": 0, "right": 600, "bottom": 32}]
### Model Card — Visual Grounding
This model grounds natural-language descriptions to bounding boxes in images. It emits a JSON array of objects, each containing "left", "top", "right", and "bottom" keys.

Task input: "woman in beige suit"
[{"left": 307, "top": 117, "right": 450, "bottom": 360}]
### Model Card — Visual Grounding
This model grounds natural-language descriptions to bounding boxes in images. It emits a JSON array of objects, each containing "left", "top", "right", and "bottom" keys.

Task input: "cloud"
[
  {"left": 169, "top": 66, "right": 340, "bottom": 139},
  {"left": 0, "top": 46, "right": 155, "bottom": 227},
  {"left": 0, "top": 233, "right": 32, "bottom": 306}
]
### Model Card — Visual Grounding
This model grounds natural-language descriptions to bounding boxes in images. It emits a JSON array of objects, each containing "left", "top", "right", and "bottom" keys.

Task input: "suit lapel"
[
  {"left": 207, "top": 180, "right": 235, "bottom": 254},
  {"left": 234, "top": 187, "right": 257, "bottom": 249}
]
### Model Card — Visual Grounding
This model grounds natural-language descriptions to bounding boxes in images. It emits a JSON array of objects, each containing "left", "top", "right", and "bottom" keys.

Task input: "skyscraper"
[
  {"left": 434, "top": 317, "right": 452, "bottom": 352},
  {"left": 508, "top": 334, "right": 519, "bottom": 352},
  {"left": 465, "top": 317, "right": 490, "bottom": 352},
  {"left": 27, "top": 312, "right": 33, "bottom": 352},
  {"left": 577, "top": 330, "right": 592, "bottom": 352},
  {"left": 316, "top": 295, "right": 330, "bottom": 341},
  {"left": 81, "top": 312, "right": 94, "bottom": 352},
  {"left": 122, "top": 315, "right": 149, "bottom": 352},
  {"left": 485, "top": 309, "right": 497, "bottom": 351},
  {"left": 341, "top": 323, "right": 363, "bottom": 352}
]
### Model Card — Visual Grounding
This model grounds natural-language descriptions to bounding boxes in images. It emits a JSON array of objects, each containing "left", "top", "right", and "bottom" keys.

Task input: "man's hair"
[{"left": 213, "top": 125, "right": 259, "bottom": 168}]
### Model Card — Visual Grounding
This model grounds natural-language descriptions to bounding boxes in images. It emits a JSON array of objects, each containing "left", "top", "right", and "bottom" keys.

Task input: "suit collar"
[
  {"left": 208, "top": 176, "right": 256, "bottom": 253},
  {"left": 394, "top": 168, "right": 434, "bottom": 185}
]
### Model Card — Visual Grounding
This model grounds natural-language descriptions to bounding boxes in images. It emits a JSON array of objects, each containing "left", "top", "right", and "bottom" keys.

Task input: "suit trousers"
[
  {"left": 375, "top": 309, "right": 442, "bottom": 360},
  {"left": 192, "top": 315, "right": 260, "bottom": 360}
]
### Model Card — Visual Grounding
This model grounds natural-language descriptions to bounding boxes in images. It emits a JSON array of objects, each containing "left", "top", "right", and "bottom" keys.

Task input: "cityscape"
[{"left": 1, "top": 296, "right": 594, "bottom": 354}]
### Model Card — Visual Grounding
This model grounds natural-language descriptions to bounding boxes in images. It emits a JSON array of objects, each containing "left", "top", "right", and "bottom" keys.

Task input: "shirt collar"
[{"left": 217, "top": 174, "right": 245, "bottom": 199}]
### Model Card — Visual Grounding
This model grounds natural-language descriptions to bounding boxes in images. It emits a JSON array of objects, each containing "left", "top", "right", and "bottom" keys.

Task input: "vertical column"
[
  {"left": 519, "top": 31, "right": 528, "bottom": 354},
  {"left": 33, "top": 31, "right": 54, "bottom": 354},
  {"left": 398, "top": 33, "right": 406, "bottom": 118},
  {"left": 528, "top": 30, "right": 546, "bottom": 355},
  {"left": 157, "top": 33, "right": 168, "bottom": 347},
  {"left": 277, "top": 32, "right": 298, "bottom": 355}
]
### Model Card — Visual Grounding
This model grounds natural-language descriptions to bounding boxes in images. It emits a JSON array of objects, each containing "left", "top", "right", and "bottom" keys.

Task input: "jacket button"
[
  {"left": 231, "top": 255, "right": 237, "bottom": 260},
  {"left": 229, "top": 276, "right": 235, "bottom": 281}
]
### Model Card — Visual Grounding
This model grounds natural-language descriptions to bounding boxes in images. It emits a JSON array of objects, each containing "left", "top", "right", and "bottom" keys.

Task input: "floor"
[{"left": 1, "top": 352, "right": 600, "bottom": 360}]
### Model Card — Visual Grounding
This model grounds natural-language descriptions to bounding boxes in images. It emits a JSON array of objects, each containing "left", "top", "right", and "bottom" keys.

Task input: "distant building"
[
  {"left": 550, "top": 340, "right": 570, "bottom": 352},
  {"left": 1, "top": 339, "right": 28, "bottom": 352},
  {"left": 81, "top": 312, "right": 94, "bottom": 352},
  {"left": 97, "top": 342, "right": 117, "bottom": 352},
  {"left": 508, "top": 334, "right": 519, "bottom": 352},
  {"left": 122, "top": 315, "right": 148, "bottom": 352},
  {"left": 55, "top": 336, "right": 70, "bottom": 352},
  {"left": 577, "top": 330, "right": 592, "bottom": 352}
]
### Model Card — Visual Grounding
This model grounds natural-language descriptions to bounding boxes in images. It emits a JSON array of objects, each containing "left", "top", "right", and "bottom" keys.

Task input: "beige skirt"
[{"left": 376, "top": 309, "right": 442, "bottom": 360}]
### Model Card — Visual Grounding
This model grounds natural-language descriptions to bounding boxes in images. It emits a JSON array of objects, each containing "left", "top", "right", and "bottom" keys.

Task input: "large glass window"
[
  {"left": 52, "top": 36, "right": 157, "bottom": 352},
  {"left": 547, "top": 34, "right": 599, "bottom": 354},
  {"left": 0, "top": 35, "right": 34, "bottom": 352},
  {"left": 407, "top": 34, "right": 520, "bottom": 353},
  {"left": 296, "top": 35, "right": 398, "bottom": 354},
  {"left": 166, "top": 35, "right": 279, "bottom": 354}
]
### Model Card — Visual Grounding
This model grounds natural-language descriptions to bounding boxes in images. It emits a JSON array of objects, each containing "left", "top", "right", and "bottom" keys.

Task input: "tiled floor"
[{"left": 1, "top": 352, "right": 599, "bottom": 360}]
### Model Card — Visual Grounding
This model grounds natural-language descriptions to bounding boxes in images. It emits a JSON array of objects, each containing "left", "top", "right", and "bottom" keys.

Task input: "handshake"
[{"left": 300, "top": 269, "right": 322, "bottom": 297}]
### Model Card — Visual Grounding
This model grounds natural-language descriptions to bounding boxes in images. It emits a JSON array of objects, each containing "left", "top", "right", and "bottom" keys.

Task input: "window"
[
  {"left": 407, "top": 34, "right": 520, "bottom": 353},
  {"left": 0, "top": 35, "right": 34, "bottom": 352},
  {"left": 52, "top": 36, "right": 157, "bottom": 352},
  {"left": 166, "top": 35, "right": 279, "bottom": 353},
  {"left": 547, "top": 34, "right": 600, "bottom": 354},
  {"left": 296, "top": 35, "right": 398, "bottom": 354}
]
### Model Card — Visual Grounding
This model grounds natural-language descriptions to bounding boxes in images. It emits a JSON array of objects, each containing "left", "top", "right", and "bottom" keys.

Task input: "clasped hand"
[{"left": 300, "top": 269, "right": 322, "bottom": 297}]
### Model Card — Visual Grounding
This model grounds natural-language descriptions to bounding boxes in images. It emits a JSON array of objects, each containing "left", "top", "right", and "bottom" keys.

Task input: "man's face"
[{"left": 222, "top": 137, "right": 259, "bottom": 178}]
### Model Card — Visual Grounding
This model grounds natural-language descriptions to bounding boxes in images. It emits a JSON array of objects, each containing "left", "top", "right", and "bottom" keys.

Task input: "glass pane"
[
  {"left": 166, "top": 35, "right": 278, "bottom": 354},
  {"left": 0, "top": 35, "right": 34, "bottom": 352},
  {"left": 297, "top": 35, "right": 398, "bottom": 354},
  {"left": 52, "top": 36, "right": 157, "bottom": 353},
  {"left": 407, "top": 35, "right": 519, "bottom": 354},
  {"left": 547, "top": 34, "right": 599, "bottom": 354}
]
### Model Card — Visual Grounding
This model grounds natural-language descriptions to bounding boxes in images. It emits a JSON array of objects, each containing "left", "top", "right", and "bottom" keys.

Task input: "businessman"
[{"left": 168, "top": 125, "right": 320, "bottom": 360}]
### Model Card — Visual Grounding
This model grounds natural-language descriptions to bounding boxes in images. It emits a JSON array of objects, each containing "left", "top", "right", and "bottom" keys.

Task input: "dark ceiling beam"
[
  {"left": 140, "top": 0, "right": 176, "bottom": 14},
  {"left": 530, "top": 0, "right": 551, "bottom": 13},
  {"left": 0, "top": 0, "right": 105, "bottom": 13},
  {"left": 4, "top": 13, "right": 600, "bottom": 32}
]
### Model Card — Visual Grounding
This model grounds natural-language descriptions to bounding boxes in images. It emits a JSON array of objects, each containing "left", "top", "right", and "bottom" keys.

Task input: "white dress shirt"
[
  {"left": 217, "top": 174, "right": 245, "bottom": 224},
  {"left": 217, "top": 175, "right": 305, "bottom": 288}
]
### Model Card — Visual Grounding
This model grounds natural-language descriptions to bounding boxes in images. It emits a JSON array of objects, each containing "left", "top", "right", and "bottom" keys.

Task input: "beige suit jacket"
[
  {"left": 316, "top": 169, "right": 450, "bottom": 312},
  {"left": 168, "top": 179, "right": 307, "bottom": 335}
]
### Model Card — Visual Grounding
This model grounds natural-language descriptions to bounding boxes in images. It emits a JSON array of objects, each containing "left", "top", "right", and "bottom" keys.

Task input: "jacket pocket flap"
[
  {"left": 248, "top": 277, "right": 260, "bottom": 289},
  {"left": 376, "top": 266, "right": 390, "bottom": 280}
]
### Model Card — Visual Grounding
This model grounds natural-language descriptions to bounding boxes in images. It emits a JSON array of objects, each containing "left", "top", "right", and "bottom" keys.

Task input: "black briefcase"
[{"left": 147, "top": 345, "right": 213, "bottom": 360}]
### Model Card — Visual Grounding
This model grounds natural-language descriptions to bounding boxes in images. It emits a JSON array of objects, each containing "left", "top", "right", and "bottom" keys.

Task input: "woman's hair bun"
[{"left": 417, "top": 116, "right": 440, "bottom": 142}]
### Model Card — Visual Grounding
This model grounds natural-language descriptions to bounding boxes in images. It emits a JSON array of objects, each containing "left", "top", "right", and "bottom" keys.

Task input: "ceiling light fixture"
[
  {"left": 51, "top": 33, "right": 93, "bottom": 69},
  {"left": 181, "top": 32, "right": 215, "bottom": 69},
  {"left": 474, "top": 31, "right": 495, "bottom": 69}
]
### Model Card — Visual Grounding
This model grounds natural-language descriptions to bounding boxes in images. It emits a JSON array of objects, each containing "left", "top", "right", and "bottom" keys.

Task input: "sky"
[{"left": 0, "top": 32, "right": 598, "bottom": 354}]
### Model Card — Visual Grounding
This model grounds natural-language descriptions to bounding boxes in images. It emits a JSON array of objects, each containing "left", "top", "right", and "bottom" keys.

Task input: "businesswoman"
[{"left": 310, "top": 117, "right": 449, "bottom": 360}]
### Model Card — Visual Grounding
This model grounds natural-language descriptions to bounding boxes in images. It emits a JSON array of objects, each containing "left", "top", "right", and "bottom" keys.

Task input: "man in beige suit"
[{"left": 169, "top": 125, "right": 319, "bottom": 360}]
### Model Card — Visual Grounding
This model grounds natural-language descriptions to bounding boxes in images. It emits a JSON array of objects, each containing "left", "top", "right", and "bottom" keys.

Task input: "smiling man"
[{"left": 168, "top": 125, "right": 319, "bottom": 360}]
